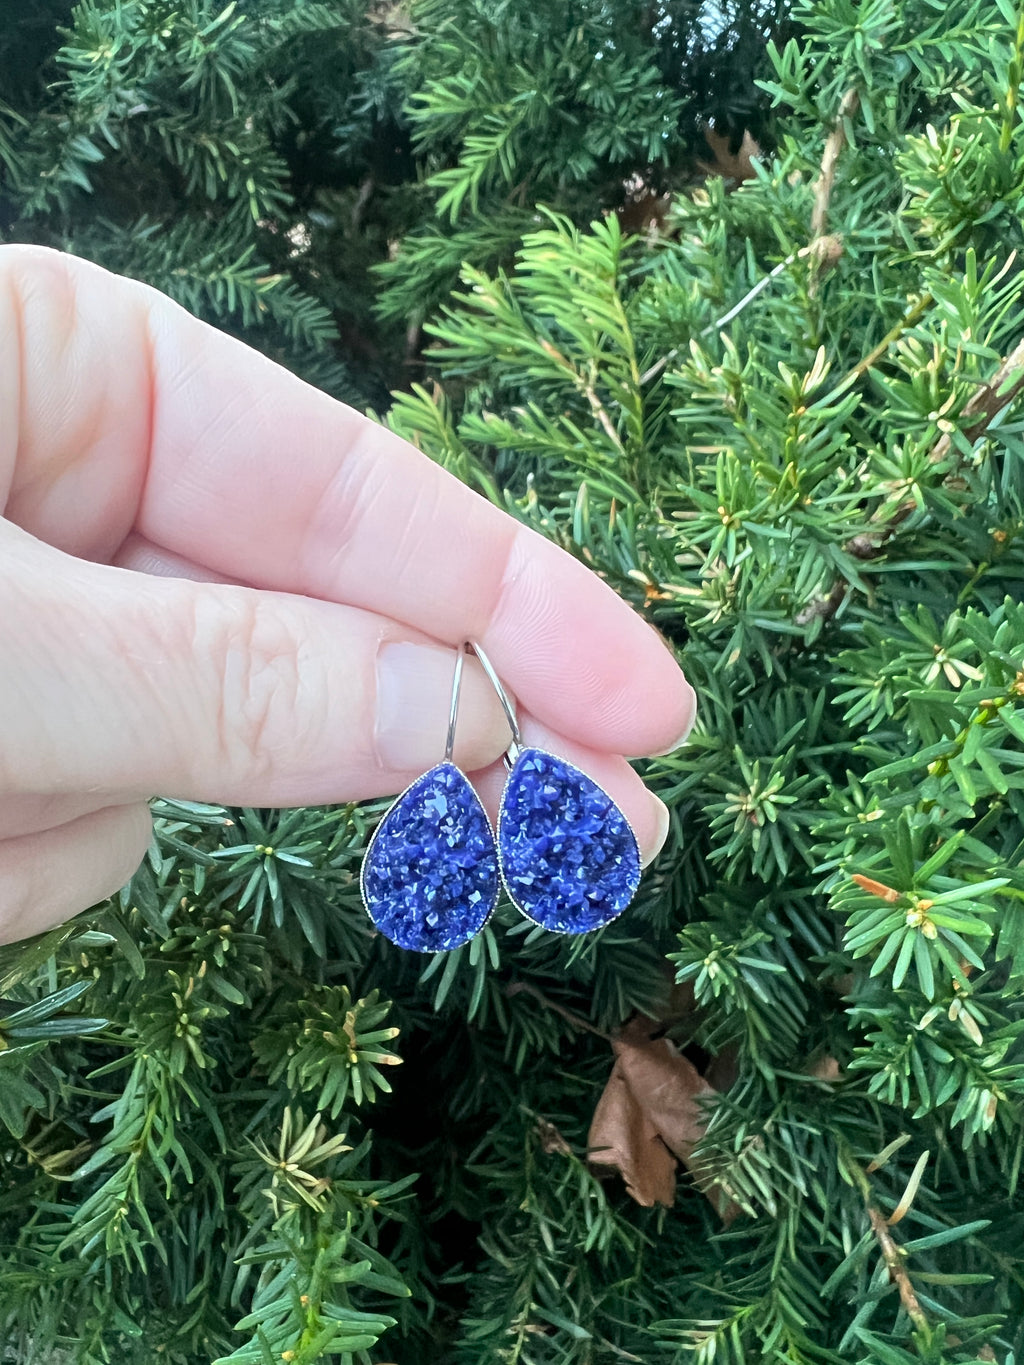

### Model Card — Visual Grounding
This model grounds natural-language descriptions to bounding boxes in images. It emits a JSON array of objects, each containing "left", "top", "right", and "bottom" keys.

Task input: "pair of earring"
[{"left": 361, "top": 642, "right": 642, "bottom": 953}]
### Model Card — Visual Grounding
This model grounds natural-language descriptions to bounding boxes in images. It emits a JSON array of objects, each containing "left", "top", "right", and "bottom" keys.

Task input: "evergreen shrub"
[{"left": 2, "top": 1, "right": 1024, "bottom": 1362}]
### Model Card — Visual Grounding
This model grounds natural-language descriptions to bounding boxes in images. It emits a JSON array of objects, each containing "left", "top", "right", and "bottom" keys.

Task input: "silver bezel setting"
[
  {"left": 360, "top": 761, "right": 500, "bottom": 955},
  {"left": 495, "top": 745, "right": 642, "bottom": 936}
]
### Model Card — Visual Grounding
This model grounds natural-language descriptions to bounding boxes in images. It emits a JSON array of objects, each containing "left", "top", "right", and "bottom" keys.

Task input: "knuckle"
[{"left": 194, "top": 588, "right": 310, "bottom": 791}]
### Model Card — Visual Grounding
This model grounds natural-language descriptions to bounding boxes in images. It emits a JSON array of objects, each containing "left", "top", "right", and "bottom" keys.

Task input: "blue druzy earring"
[
  {"left": 471, "top": 643, "right": 641, "bottom": 935},
  {"left": 361, "top": 645, "right": 499, "bottom": 953}
]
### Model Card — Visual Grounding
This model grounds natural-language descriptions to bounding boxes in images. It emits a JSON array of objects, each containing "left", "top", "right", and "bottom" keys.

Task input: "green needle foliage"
[
  {"left": 4, "top": 0, "right": 1024, "bottom": 1362},
  {"left": 0, "top": 0, "right": 419, "bottom": 408}
]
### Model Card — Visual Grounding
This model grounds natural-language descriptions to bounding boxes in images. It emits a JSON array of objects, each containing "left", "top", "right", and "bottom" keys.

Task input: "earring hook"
[
  {"left": 443, "top": 642, "right": 466, "bottom": 764},
  {"left": 468, "top": 640, "right": 521, "bottom": 761}
]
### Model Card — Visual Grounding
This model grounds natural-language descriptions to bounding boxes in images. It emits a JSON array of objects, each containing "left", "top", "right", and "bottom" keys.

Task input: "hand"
[{"left": 0, "top": 246, "right": 696, "bottom": 944}]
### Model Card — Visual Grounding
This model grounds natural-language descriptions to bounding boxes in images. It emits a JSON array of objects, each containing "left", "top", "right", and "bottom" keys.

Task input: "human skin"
[{"left": 0, "top": 245, "right": 697, "bottom": 945}]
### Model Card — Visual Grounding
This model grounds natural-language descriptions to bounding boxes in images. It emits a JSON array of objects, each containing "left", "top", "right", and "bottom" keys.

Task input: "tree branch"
[
  {"left": 639, "top": 248, "right": 811, "bottom": 385},
  {"left": 929, "top": 334, "right": 1024, "bottom": 464},
  {"left": 642, "top": 90, "right": 859, "bottom": 384},
  {"left": 505, "top": 981, "right": 611, "bottom": 1040},
  {"left": 796, "top": 331, "right": 1024, "bottom": 626},
  {"left": 855, "top": 333, "right": 1024, "bottom": 544},
  {"left": 539, "top": 338, "right": 626, "bottom": 453},
  {"left": 811, "top": 88, "right": 860, "bottom": 240},
  {"left": 866, "top": 1204, "right": 930, "bottom": 1332},
  {"left": 842, "top": 293, "right": 933, "bottom": 384},
  {"left": 583, "top": 380, "right": 626, "bottom": 453}
]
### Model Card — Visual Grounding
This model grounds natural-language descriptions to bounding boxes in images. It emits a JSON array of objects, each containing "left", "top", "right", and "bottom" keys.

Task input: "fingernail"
[
  {"left": 376, "top": 642, "right": 508, "bottom": 774},
  {"left": 651, "top": 680, "right": 698, "bottom": 756},
  {"left": 640, "top": 792, "right": 671, "bottom": 869},
  {"left": 376, "top": 642, "right": 461, "bottom": 773}
]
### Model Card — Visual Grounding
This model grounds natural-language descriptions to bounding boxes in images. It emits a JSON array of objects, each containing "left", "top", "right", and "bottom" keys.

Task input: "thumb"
[{"left": 1, "top": 521, "right": 511, "bottom": 807}]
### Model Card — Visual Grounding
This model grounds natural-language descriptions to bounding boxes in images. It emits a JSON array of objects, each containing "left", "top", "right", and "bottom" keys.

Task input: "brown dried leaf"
[
  {"left": 588, "top": 1053, "right": 677, "bottom": 1207},
  {"left": 613, "top": 1030, "right": 715, "bottom": 1165},
  {"left": 588, "top": 1018, "right": 722, "bottom": 1211},
  {"left": 807, "top": 1052, "right": 843, "bottom": 1083},
  {"left": 369, "top": 0, "right": 415, "bottom": 36},
  {"left": 536, "top": 1117, "right": 572, "bottom": 1157},
  {"left": 617, "top": 189, "right": 673, "bottom": 237},
  {"left": 698, "top": 125, "right": 761, "bottom": 182}
]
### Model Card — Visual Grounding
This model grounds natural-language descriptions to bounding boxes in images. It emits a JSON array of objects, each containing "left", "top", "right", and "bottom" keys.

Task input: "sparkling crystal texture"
[
  {"left": 361, "top": 763, "right": 498, "bottom": 952},
  {"left": 497, "top": 748, "right": 641, "bottom": 933}
]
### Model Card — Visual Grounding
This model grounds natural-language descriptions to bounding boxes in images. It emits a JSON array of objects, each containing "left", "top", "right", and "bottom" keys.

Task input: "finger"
[
  {"left": 468, "top": 712, "right": 670, "bottom": 869},
  {"left": 114, "top": 531, "right": 241, "bottom": 584},
  {"left": 0, "top": 245, "right": 695, "bottom": 758},
  {"left": 0, "top": 803, "right": 152, "bottom": 945},
  {"left": 0, "top": 524, "right": 510, "bottom": 805},
  {"left": 0, "top": 792, "right": 120, "bottom": 840}
]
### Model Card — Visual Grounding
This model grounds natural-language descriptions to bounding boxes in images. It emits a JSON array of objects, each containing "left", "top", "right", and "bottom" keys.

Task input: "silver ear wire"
[
  {"left": 443, "top": 642, "right": 466, "bottom": 764},
  {"left": 362, "top": 637, "right": 500, "bottom": 954},
  {"left": 468, "top": 640, "right": 521, "bottom": 761}
]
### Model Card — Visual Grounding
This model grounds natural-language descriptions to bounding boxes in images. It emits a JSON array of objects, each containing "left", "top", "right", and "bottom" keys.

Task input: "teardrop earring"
[
  {"left": 470, "top": 642, "right": 641, "bottom": 935},
  {"left": 361, "top": 644, "right": 499, "bottom": 952}
]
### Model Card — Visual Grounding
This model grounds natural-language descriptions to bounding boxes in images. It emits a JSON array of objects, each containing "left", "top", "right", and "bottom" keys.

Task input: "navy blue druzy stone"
[
  {"left": 497, "top": 748, "right": 641, "bottom": 934},
  {"left": 361, "top": 763, "right": 498, "bottom": 953}
]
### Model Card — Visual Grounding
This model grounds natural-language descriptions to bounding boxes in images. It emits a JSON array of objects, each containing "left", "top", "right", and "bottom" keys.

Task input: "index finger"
[{"left": 0, "top": 246, "right": 694, "bottom": 756}]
